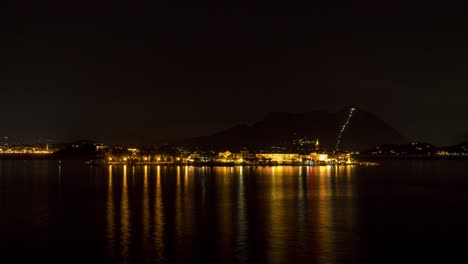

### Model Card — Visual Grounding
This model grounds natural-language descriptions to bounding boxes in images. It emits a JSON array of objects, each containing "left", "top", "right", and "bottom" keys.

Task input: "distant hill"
[
  {"left": 447, "top": 141, "right": 468, "bottom": 153},
  {"left": 180, "top": 107, "right": 408, "bottom": 151},
  {"left": 363, "top": 141, "right": 468, "bottom": 157},
  {"left": 459, "top": 134, "right": 468, "bottom": 143},
  {"left": 52, "top": 140, "right": 105, "bottom": 157}
]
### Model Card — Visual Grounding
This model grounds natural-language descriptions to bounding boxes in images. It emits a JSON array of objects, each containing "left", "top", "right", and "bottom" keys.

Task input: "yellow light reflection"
[
  {"left": 177, "top": 166, "right": 181, "bottom": 186},
  {"left": 143, "top": 166, "right": 149, "bottom": 250},
  {"left": 267, "top": 165, "right": 290, "bottom": 263},
  {"left": 296, "top": 166, "right": 307, "bottom": 259},
  {"left": 316, "top": 165, "right": 335, "bottom": 264},
  {"left": 184, "top": 166, "right": 189, "bottom": 189},
  {"left": 120, "top": 165, "right": 129, "bottom": 257},
  {"left": 155, "top": 165, "right": 165, "bottom": 262},
  {"left": 218, "top": 165, "right": 233, "bottom": 258},
  {"left": 175, "top": 166, "right": 182, "bottom": 250},
  {"left": 236, "top": 166, "right": 248, "bottom": 263},
  {"left": 106, "top": 165, "right": 115, "bottom": 256}
]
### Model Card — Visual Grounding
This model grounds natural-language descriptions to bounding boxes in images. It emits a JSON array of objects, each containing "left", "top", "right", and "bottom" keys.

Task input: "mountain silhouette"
[{"left": 181, "top": 107, "right": 408, "bottom": 151}]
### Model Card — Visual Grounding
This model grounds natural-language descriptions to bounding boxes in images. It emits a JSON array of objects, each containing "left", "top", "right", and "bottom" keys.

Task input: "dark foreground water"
[{"left": 1, "top": 160, "right": 468, "bottom": 263}]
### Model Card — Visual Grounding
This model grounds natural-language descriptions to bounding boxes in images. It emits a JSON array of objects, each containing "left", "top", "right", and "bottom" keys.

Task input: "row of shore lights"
[{"left": 108, "top": 157, "right": 181, "bottom": 162}]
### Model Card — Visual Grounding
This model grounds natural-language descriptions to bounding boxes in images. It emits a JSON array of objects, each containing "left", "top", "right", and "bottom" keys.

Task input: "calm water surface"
[{"left": 1, "top": 160, "right": 468, "bottom": 263}]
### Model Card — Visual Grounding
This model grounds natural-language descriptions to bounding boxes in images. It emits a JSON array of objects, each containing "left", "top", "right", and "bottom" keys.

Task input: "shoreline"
[{"left": 83, "top": 161, "right": 377, "bottom": 167}]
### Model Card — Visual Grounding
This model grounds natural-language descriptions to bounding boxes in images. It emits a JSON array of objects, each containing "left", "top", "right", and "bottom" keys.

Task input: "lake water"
[{"left": 1, "top": 160, "right": 468, "bottom": 263}]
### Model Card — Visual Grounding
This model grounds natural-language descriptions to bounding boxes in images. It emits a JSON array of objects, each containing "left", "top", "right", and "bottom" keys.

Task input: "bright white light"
[{"left": 335, "top": 107, "right": 356, "bottom": 150}]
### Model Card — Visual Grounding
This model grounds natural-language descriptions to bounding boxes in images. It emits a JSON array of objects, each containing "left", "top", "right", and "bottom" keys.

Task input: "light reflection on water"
[
  {"left": 236, "top": 166, "right": 248, "bottom": 263},
  {"left": 155, "top": 166, "right": 165, "bottom": 263},
  {"left": 102, "top": 165, "right": 359, "bottom": 263},
  {"left": 3, "top": 160, "right": 468, "bottom": 262},
  {"left": 106, "top": 165, "right": 114, "bottom": 257},
  {"left": 120, "top": 165, "right": 129, "bottom": 259},
  {"left": 3, "top": 160, "right": 361, "bottom": 262},
  {"left": 142, "top": 166, "right": 149, "bottom": 260}
]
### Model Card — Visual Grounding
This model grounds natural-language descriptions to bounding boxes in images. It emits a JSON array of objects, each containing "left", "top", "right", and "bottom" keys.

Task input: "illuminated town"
[
  {"left": 1, "top": 135, "right": 467, "bottom": 166},
  {"left": 0, "top": 137, "right": 53, "bottom": 154},
  {"left": 102, "top": 140, "right": 356, "bottom": 166},
  {"left": 0, "top": 136, "right": 356, "bottom": 165}
]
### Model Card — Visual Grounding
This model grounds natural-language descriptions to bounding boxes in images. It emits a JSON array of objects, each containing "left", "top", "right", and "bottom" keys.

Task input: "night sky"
[{"left": 1, "top": 2, "right": 467, "bottom": 145}]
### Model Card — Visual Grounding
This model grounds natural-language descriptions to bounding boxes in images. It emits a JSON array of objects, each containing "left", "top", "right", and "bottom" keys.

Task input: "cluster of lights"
[
  {"left": 0, "top": 148, "right": 52, "bottom": 154},
  {"left": 335, "top": 107, "right": 356, "bottom": 150},
  {"left": 294, "top": 138, "right": 314, "bottom": 146}
]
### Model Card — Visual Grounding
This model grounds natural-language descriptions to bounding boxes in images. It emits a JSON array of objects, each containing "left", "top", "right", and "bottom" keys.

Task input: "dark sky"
[{"left": 1, "top": 2, "right": 467, "bottom": 145}]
